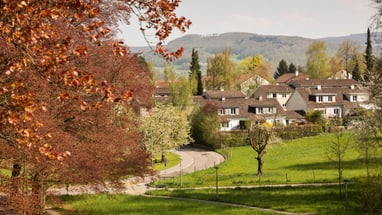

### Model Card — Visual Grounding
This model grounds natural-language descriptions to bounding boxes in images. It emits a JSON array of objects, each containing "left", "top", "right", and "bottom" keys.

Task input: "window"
[
  {"left": 334, "top": 108, "right": 340, "bottom": 115},
  {"left": 268, "top": 107, "right": 273, "bottom": 113},
  {"left": 272, "top": 93, "right": 277, "bottom": 98},
  {"left": 352, "top": 95, "right": 357, "bottom": 102},
  {"left": 218, "top": 109, "right": 224, "bottom": 115},
  {"left": 282, "top": 93, "right": 287, "bottom": 98},
  {"left": 318, "top": 96, "right": 323, "bottom": 102},
  {"left": 230, "top": 107, "right": 237, "bottom": 115},
  {"left": 221, "top": 122, "right": 229, "bottom": 128},
  {"left": 328, "top": 96, "right": 333, "bottom": 102},
  {"left": 258, "top": 107, "right": 263, "bottom": 114}
]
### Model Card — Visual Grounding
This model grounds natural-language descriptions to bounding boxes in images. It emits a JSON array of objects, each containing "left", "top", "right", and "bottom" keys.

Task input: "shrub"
[{"left": 274, "top": 124, "right": 322, "bottom": 140}]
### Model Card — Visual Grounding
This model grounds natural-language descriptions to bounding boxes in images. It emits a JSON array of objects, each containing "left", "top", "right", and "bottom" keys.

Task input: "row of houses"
[{"left": 154, "top": 71, "right": 371, "bottom": 131}]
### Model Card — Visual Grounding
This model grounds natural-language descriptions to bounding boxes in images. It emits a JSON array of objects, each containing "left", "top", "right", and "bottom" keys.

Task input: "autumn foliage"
[{"left": 0, "top": 0, "right": 190, "bottom": 213}]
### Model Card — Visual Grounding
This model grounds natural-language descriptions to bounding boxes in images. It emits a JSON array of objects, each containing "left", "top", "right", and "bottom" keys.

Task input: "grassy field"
[
  {"left": 152, "top": 151, "right": 180, "bottom": 171},
  {"left": 54, "top": 194, "right": 275, "bottom": 215},
  {"left": 54, "top": 133, "right": 380, "bottom": 214},
  {"left": 155, "top": 134, "right": 370, "bottom": 188},
  {"left": 148, "top": 184, "right": 363, "bottom": 214}
]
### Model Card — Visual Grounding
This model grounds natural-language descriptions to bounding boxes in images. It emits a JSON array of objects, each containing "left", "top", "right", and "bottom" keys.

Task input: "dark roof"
[
  {"left": 288, "top": 79, "right": 359, "bottom": 89},
  {"left": 252, "top": 84, "right": 294, "bottom": 98},
  {"left": 203, "top": 90, "right": 246, "bottom": 99},
  {"left": 248, "top": 98, "right": 280, "bottom": 107},
  {"left": 284, "top": 111, "right": 305, "bottom": 120},
  {"left": 275, "top": 72, "right": 309, "bottom": 83}
]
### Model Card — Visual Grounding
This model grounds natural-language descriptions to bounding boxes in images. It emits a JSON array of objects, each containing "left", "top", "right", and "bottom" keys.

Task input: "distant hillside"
[{"left": 129, "top": 32, "right": 371, "bottom": 77}]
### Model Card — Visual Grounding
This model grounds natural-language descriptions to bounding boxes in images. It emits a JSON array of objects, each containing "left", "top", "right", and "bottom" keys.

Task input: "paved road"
[
  {"left": 47, "top": 146, "right": 225, "bottom": 196},
  {"left": 159, "top": 146, "right": 225, "bottom": 178}
]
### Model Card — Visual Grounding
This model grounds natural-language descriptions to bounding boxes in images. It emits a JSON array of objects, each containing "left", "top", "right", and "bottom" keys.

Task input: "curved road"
[
  {"left": 160, "top": 146, "right": 225, "bottom": 178},
  {"left": 48, "top": 146, "right": 225, "bottom": 196}
]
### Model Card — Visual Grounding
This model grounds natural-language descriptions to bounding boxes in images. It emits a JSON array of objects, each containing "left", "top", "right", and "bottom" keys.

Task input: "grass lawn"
[
  {"left": 155, "top": 134, "right": 371, "bottom": 188},
  {"left": 52, "top": 133, "right": 380, "bottom": 215},
  {"left": 148, "top": 184, "right": 363, "bottom": 215},
  {"left": 152, "top": 151, "right": 180, "bottom": 171},
  {"left": 55, "top": 194, "right": 275, "bottom": 215}
]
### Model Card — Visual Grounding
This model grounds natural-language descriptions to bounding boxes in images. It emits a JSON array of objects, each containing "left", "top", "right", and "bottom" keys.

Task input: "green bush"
[
  {"left": 274, "top": 124, "right": 322, "bottom": 140},
  {"left": 239, "top": 120, "right": 251, "bottom": 130}
]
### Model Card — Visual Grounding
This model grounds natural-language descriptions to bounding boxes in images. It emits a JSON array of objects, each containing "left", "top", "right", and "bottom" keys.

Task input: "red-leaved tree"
[{"left": 0, "top": 0, "right": 190, "bottom": 213}]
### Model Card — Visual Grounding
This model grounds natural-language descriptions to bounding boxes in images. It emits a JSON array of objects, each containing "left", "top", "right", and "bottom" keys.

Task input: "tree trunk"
[
  {"left": 31, "top": 172, "right": 46, "bottom": 215},
  {"left": 11, "top": 161, "right": 21, "bottom": 191},
  {"left": 338, "top": 161, "right": 342, "bottom": 200},
  {"left": 256, "top": 156, "right": 263, "bottom": 176},
  {"left": 10, "top": 161, "right": 22, "bottom": 214}
]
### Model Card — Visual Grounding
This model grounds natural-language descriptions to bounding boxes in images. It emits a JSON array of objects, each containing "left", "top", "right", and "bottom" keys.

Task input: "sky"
[{"left": 118, "top": 0, "right": 377, "bottom": 47}]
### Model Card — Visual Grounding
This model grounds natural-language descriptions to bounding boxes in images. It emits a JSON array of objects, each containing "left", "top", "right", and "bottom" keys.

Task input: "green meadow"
[
  {"left": 55, "top": 194, "right": 274, "bottom": 215},
  {"left": 155, "top": 134, "right": 369, "bottom": 187},
  {"left": 55, "top": 133, "right": 380, "bottom": 214}
]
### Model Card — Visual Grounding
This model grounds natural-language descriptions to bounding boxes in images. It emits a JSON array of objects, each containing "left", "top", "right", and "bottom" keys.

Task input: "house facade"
[
  {"left": 251, "top": 84, "right": 294, "bottom": 110},
  {"left": 285, "top": 79, "right": 369, "bottom": 118},
  {"left": 201, "top": 89, "right": 302, "bottom": 131}
]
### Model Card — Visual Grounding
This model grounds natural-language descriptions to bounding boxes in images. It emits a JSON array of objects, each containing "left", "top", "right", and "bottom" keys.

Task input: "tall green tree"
[
  {"left": 288, "top": 63, "right": 297, "bottom": 74},
  {"left": 170, "top": 76, "right": 193, "bottom": 109},
  {"left": 189, "top": 48, "right": 203, "bottom": 95},
  {"left": 306, "top": 41, "right": 331, "bottom": 79},
  {"left": 206, "top": 48, "right": 237, "bottom": 90},
  {"left": 352, "top": 59, "right": 362, "bottom": 81},
  {"left": 273, "top": 59, "right": 289, "bottom": 79},
  {"left": 191, "top": 101, "right": 221, "bottom": 148},
  {"left": 364, "top": 28, "right": 375, "bottom": 82}
]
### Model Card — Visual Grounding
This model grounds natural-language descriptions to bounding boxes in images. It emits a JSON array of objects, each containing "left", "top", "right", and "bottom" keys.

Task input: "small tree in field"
[
  {"left": 247, "top": 124, "right": 274, "bottom": 177},
  {"left": 326, "top": 127, "right": 352, "bottom": 199}
]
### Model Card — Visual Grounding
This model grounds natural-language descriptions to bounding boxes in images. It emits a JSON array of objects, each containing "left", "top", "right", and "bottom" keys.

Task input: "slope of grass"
[
  {"left": 153, "top": 152, "right": 180, "bottom": 171},
  {"left": 155, "top": 133, "right": 368, "bottom": 187},
  {"left": 148, "top": 184, "right": 363, "bottom": 215},
  {"left": 56, "top": 194, "right": 275, "bottom": 215}
]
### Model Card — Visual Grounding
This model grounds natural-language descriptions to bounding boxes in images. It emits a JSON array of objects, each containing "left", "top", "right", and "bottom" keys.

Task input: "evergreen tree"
[
  {"left": 352, "top": 59, "right": 362, "bottom": 81},
  {"left": 364, "top": 28, "right": 375, "bottom": 82},
  {"left": 273, "top": 59, "right": 289, "bottom": 79},
  {"left": 189, "top": 48, "right": 203, "bottom": 95},
  {"left": 288, "top": 63, "right": 297, "bottom": 73}
]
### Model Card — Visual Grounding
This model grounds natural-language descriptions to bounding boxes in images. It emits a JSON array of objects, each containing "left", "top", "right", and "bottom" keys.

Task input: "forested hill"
[{"left": 129, "top": 32, "right": 371, "bottom": 74}]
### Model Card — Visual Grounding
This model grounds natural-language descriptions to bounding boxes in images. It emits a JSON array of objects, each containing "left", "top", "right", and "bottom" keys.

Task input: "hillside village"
[{"left": 154, "top": 70, "right": 370, "bottom": 132}]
